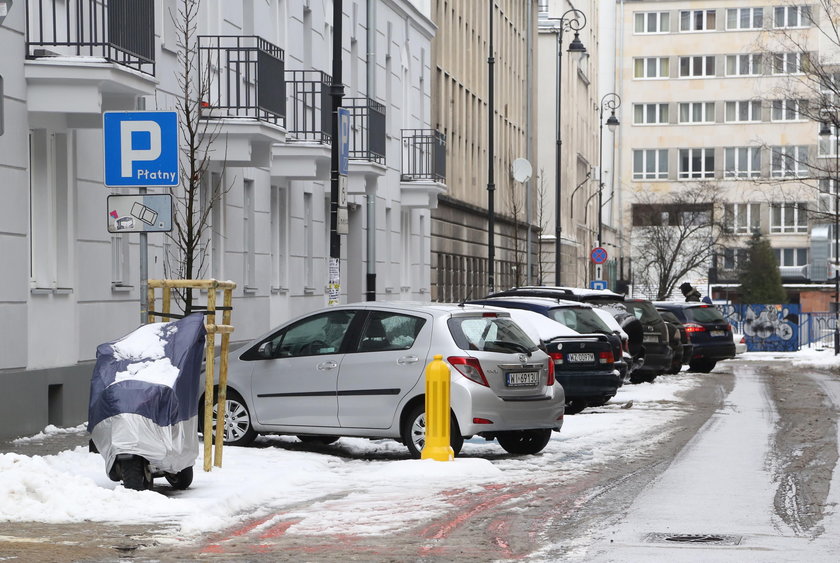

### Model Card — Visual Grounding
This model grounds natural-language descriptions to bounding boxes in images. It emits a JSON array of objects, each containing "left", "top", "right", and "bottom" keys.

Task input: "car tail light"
[
  {"left": 622, "top": 339, "right": 629, "bottom": 353},
  {"left": 684, "top": 323, "right": 706, "bottom": 334},
  {"left": 549, "top": 351, "right": 564, "bottom": 365},
  {"left": 482, "top": 312, "right": 498, "bottom": 318},
  {"left": 739, "top": 335, "right": 746, "bottom": 344},
  {"left": 547, "top": 357, "right": 555, "bottom": 386},
  {"left": 447, "top": 356, "right": 489, "bottom": 387},
  {"left": 599, "top": 351, "right": 614, "bottom": 364},
  {"left": 473, "top": 417, "right": 493, "bottom": 424}
]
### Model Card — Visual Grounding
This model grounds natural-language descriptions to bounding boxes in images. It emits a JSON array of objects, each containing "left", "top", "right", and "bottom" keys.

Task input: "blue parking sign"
[{"left": 103, "top": 112, "right": 179, "bottom": 187}]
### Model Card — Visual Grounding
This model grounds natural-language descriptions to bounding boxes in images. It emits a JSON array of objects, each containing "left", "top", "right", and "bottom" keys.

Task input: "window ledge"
[
  {"left": 243, "top": 286, "right": 258, "bottom": 295},
  {"left": 31, "top": 287, "right": 74, "bottom": 295},
  {"left": 271, "top": 286, "right": 289, "bottom": 295},
  {"left": 385, "top": 286, "right": 395, "bottom": 294},
  {"left": 304, "top": 286, "right": 317, "bottom": 295},
  {"left": 111, "top": 283, "right": 134, "bottom": 293}
]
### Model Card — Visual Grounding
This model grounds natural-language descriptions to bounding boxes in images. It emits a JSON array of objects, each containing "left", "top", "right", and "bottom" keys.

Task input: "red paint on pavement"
[{"left": 259, "top": 518, "right": 302, "bottom": 539}]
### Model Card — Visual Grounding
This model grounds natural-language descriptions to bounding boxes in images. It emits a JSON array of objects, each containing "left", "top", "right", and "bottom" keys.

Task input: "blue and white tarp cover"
[{"left": 88, "top": 313, "right": 207, "bottom": 475}]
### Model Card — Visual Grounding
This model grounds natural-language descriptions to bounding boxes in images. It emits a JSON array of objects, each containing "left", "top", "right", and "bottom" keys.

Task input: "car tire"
[
  {"left": 587, "top": 396, "right": 612, "bottom": 408},
  {"left": 164, "top": 466, "right": 194, "bottom": 490},
  {"left": 200, "top": 389, "right": 258, "bottom": 447},
  {"left": 689, "top": 359, "right": 716, "bottom": 373},
  {"left": 630, "top": 371, "right": 656, "bottom": 384},
  {"left": 402, "top": 404, "right": 463, "bottom": 459},
  {"left": 564, "top": 400, "right": 587, "bottom": 415},
  {"left": 121, "top": 456, "right": 152, "bottom": 491},
  {"left": 496, "top": 429, "right": 552, "bottom": 455},
  {"left": 297, "top": 435, "right": 339, "bottom": 445}
]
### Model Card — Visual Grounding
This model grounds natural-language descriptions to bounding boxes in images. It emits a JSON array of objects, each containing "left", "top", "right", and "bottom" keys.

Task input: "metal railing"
[
  {"left": 25, "top": 0, "right": 155, "bottom": 75},
  {"left": 343, "top": 97, "right": 386, "bottom": 164},
  {"left": 198, "top": 36, "right": 285, "bottom": 125},
  {"left": 285, "top": 70, "right": 332, "bottom": 143},
  {"left": 401, "top": 129, "right": 446, "bottom": 182}
]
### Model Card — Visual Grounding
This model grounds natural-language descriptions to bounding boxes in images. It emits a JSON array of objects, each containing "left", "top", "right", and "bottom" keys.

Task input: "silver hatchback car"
[{"left": 205, "top": 302, "right": 564, "bottom": 457}]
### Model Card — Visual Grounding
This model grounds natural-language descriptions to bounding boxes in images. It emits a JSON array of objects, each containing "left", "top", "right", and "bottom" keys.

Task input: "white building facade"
[{"left": 0, "top": 0, "right": 443, "bottom": 439}]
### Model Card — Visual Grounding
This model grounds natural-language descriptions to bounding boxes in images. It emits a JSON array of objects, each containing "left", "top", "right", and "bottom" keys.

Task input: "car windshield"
[
  {"left": 625, "top": 301, "right": 663, "bottom": 323},
  {"left": 548, "top": 307, "right": 612, "bottom": 333},
  {"left": 685, "top": 306, "right": 726, "bottom": 323},
  {"left": 448, "top": 316, "right": 538, "bottom": 353},
  {"left": 657, "top": 310, "right": 681, "bottom": 325}
]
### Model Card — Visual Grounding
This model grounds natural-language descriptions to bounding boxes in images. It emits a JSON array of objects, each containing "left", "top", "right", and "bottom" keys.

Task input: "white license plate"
[
  {"left": 567, "top": 352, "right": 595, "bottom": 362},
  {"left": 711, "top": 330, "right": 725, "bottom": 337},
  {"left": 506, "top": 371, "right": 540, "bottom": 387},
  {"left": 643, "top": 335, "right": 659, "bottom": 343}
]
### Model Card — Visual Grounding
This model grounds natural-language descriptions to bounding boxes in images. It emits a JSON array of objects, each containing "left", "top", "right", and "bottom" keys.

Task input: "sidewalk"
[{"left": 0, "top": 424, "right": 89, "bottom": 457}]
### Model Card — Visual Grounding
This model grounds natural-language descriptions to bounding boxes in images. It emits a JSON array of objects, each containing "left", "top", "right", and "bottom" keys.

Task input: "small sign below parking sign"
[{"left": 103, "top": 112, "right": 179, "bottom": 187}]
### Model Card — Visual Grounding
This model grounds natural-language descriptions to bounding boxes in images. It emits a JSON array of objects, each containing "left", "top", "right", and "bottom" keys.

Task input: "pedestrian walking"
[{"left": 679, "top": 282, "right": 702, "bottom": 302}]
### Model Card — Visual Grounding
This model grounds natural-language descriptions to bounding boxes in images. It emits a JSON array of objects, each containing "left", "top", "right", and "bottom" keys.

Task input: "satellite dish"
[{"left": 511, "top": 158, "right": 532, "bottom": 183}]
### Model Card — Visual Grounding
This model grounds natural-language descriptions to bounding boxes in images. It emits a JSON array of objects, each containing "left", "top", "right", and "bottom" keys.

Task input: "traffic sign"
[
  {"left": 107, "top": 194, "right": 173, "bottom": 233},
  {"left": 338, "top": 107, "right": 350, "bottom": 175},
  {"left": 590, "top": 280, "right": 608, "bottom": 290},
  {"left": 103, "top": 111, "right": 179, "bottom": 187},
  {"left": 590, "top": 247, "right": 608, "bottom": 264}
]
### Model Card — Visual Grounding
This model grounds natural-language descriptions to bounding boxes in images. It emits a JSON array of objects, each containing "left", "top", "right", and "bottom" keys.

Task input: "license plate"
[
  {"left": 506, "top": 371, "right": 540, "bottom": 387},
  {"left": 711, "top": 330, "right": 725, "bottom": 337},
  {"left": 643, "top": 334, "right": 659, "bottom": 343},
  {"left": 567, "top": 352, "right": 595, "bottom": 362}
]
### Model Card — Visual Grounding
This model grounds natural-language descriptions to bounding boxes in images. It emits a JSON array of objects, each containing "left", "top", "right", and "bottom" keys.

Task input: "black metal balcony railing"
[
  {"left": 198, "top": 36, "right": 285, "bottom": 125},
  {"left": 25, "top": 0, "right": 155, "bottom": 75},
  {"left": 401, "top": 129, "right": 446, "bottom": 183},
  {"left": 344, "top": 97, "right": 386, "bottom": 164},
  {"left": 285, "top": 70, "right": 332, "bottom": 143}
]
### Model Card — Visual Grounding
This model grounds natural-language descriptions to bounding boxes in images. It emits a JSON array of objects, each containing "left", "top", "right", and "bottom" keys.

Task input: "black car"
[
  {"left": 653, "top": 302, "right": 736, "bottom": 372},
  {"left": 469, "top": 297, "right": 623, "bottom": 413},
  {"left": 489, "top": 287, "right": 670, "bottom": 383},
  {"left": 655, "top": 308, "right": 693, "bottom": 374}
]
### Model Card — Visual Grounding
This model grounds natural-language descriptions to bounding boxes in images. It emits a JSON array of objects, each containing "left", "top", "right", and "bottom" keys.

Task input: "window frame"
[
  {"left": 634, "top": 11, "right": 671, "bottom": 34},
  {"left": 772, "top": 52, "right": 807, "bottom": 75},
  {"left": 678, "top": 101, "right": 716, "bottom": 124},
  {"left": 775, "top": 247, "right": 809, "bottom": 267},
  {"left": 680, "top": 9, "right": 717, "bottom": 32},
  {"left": 678, "top": 148, "right": 716, "bottom": 179},
  {"left": 634, "top": 57, "right": 670, "bottom": 79},
  {"left": 633, "top": 148, "right": 669, "bottom": 180},
  {"left": 724, "top": 147, "right": 761, "bottom": 179},
  {"left": 679, "top": 55, "right": 716, "bottom": 78},
  {"left": 770, "top": 202, "right": 808, "bottom": 234},
  {"left": 774, "top": 5, "right": 811, "bottom": 29},
  {"left": 771, "top": 145, "right": 809, "bottom": 177},
  {"left": 725, "top": 53, "right": 763, "bottom": 77},
  {"left": 724, "top": 202, "right": 761, "bottom": 233},
  {"left": 726, "top": 7, "right": 763, "bottom": 30},
  {"left": 633, "top": 103, "right": 670, "bottom": 125},
  {"left": 725, "top": 100, "right": 762, "bottom": 123}
]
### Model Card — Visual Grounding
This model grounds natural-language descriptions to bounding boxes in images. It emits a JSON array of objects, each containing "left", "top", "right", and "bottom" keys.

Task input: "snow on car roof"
[{"left": 488, "top": 307, "right": 580, "bottom": 343}]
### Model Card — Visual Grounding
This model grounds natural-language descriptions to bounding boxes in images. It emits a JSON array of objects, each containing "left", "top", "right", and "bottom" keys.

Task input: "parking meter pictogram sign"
[
  {"left": 591, "top": 247, "right": 608, "bottom": 264},
  {"left": 103, "top": 112, "right": 179, "bottom": 187}
]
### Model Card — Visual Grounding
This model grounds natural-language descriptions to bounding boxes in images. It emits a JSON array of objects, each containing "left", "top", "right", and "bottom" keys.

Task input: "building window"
[
  {"left": 270, "top": 185, "right": 288, "bottom": 290},
  {"left": 680, "top": 9, "right": 716, "bottom": 32},
  {"left": 770, "top": 203, "right": 808, "bottom": 233},
  {"left": 679, "top": 148, "right": 715, "bottom": 179},
  {"left": 725, "top": 54, "right": 763, "bottom": 76},
  {"left": 111, "top": 235, "right": 130, "bottom": 286},
  {"left": 772, "top": 52, "right": 808, "bottom": 75},
  {"left": 774, "top": 5, "right": 811, "bottom": 28},
  {"left": 633, "top": 149, "right": 669, "bottom": 180},
  {"left": 634, "top": 57, "right": 670, "bottom": 79},
  {"left": 724, "top": 147, "right": 761, "bottom": 178},
  {"left": 679, "top": 55, "right": 716, "bottom": 78},
  {"left": 724, "top": 203, "right": 761, "bottom": 233},
  {"left": 771, "top": 146, "right": 809, "bottom": 177},
  {"left": 726, "top": 7, "right": 763, "bottom": 30},
  {"left": 771, "top": 99, "right": 809, "bottom": 121},
  {"left": 775, "top": 248, "right": 808, "bottom": 267},
  {"left": 819, "top": 124, "right": 838, "bottom": 157},
  {"left": 723, "top": 247, "right": 749, "bottom": 270},
  {"left": 633, "top": 203, "right": 712, "bottom": 227},
  {"left": 633, "top": 103, "right": 670, "bottom": 125},
  {"left": 725, "top": 100, "right": 762, "bottom": 122},
  {"left": 678, "top": 102, "right": 716, "bottom": 124},
  {"left": 243, "top": 179, "right": 255, "bottom": 290},
  {"left": 635, "top": 11, "right": 670, "bottom": 33},
  {"left": 304, "top": 192, "right": 313, "bottom": 288}
]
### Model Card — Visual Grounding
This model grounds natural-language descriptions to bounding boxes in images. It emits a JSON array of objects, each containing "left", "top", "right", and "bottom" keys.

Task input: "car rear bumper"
[
  {"left": 452, "top": 381, "right": 565, "bottom": 436},
  {"left": 556, "top": 371, "right": 621, "bottom": 400},
  {"left": 692, "top": 342, "right": 736, "bottom": 361}
]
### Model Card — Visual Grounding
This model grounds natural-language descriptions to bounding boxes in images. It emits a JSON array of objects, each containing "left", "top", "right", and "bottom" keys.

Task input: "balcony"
[
  {"left": 198, "top": 35, "right": 286, "bottom": 166},
  {"left": 24, "top": 0, "right": 157, "bottom": 120},
  {"left": 344, "top": 97, "right": 387, "bottom": 196},
  {"left": 272, "top": 70, "right": 332, "bottom": 180},
  {"left": 400, "top": 129, "right": 447, "bottom": 208}
]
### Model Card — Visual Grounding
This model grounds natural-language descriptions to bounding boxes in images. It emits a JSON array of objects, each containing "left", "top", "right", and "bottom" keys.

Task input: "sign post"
[{"left": 103, "top": 111, "right": 179, "bottom": 323}]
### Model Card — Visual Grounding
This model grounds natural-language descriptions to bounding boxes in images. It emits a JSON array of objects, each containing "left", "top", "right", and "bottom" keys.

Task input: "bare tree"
[
  {"left": 631, "top": 184, "right": 733, "bottom": 300},
  {"left": 506, "top": 174, "right": 526, "bottom": 288},
  {"left": 163, "top": 0, "right": 226, "bottom": 313},
  {"left": 535, "top": 169, "right": 552, "bottom": 284}
]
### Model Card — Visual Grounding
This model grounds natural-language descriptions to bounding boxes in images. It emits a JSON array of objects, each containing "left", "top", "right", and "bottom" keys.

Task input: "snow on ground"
[{"left": 1, "top": 351, "right": 838, "bottom": 546}]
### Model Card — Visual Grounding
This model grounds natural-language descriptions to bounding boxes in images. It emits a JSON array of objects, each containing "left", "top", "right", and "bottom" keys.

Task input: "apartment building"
[
  {"left": 616, "top": 0, "right": 838, "bottom": 306},
  {"left": 0, "top": 0, "right": 442, "bottom": 440}
]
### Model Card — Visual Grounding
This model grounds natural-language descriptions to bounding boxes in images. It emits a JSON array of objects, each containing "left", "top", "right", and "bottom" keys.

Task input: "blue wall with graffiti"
[{"left": 719, "top": 304, "right": 800, "bottom": 352}]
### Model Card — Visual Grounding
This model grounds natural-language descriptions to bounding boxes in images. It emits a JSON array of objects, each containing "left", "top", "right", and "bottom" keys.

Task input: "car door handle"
[
  {"left": 317, "top": 361, "right": 338, "bottom": 370},
  {"left": 397, "top": 355, "right": 420, "bottom": 365}
]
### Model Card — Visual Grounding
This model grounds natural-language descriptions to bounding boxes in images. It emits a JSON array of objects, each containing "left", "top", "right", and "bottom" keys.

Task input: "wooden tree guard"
[{"left": 147, "top": 279, "right": 236, "bottom": 472}]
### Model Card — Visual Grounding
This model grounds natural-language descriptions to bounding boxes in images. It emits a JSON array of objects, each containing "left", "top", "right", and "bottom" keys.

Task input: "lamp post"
[
  {"left": 598, "top": 93, "right": 621, "bottom": 246},
  {"left": 553, "top": 9, "right": 587, "bottom": 286},
  {"left": 488, "top": 1, "right": 496, "bottom": 293},
  {"left": 820, "top": 120, "right": 840, "bottom": 355}
]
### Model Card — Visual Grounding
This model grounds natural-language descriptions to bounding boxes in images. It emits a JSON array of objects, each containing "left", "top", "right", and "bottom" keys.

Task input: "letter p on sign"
[{"left": 120, "top": 121, "right": 162, "bottom": 177}]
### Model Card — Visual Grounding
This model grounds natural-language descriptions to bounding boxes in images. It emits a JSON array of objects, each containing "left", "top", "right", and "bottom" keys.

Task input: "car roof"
[
  {"left": 493, "top": 286, "right": 625, "bottom": 299},
  {"left": 468, "top": 296, "right": 593, "bottom": 309},
  {"left": 325, "top": 301, "right": 515, "bottom": 318},
  {"left": 653, "top": 301, "right": 714, "bottom": 309}
]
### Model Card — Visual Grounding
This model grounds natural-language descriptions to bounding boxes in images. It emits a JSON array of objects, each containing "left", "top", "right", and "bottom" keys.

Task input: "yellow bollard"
[{"left": 421, "top": 354, "right": 454, "bottom": 461}]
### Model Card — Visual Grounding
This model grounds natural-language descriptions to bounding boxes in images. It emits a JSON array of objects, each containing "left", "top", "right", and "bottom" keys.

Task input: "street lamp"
[
  {"left": 820, "top": 120, "right": 840, "bottom": 355},
  {"left": 553, "top": 9, "right": 587, "bottom": 286},
  {"left": 598, "top": 93, "right": 621, "bottom": 246}
]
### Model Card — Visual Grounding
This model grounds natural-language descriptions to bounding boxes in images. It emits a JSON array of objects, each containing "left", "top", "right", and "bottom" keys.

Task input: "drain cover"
[{"left": 646, "top": 533, "right": 742, "bottom": 546}]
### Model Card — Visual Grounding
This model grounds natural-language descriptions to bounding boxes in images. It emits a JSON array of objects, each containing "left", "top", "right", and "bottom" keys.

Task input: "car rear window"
[
  {"left": 548, "top": 307, "right": 612, "bottom": 333},
  {"left": 448, "top": 316, "right": 537, "bottom": 353},
  {"left": 625, "top": 301, "right": 662, "bottom": 323},
  {"left": 685, "top": 306, "right": 725, "bottom": 323},
  {"left": 657, "top": 310, "right": 681, "bottom": 325}
]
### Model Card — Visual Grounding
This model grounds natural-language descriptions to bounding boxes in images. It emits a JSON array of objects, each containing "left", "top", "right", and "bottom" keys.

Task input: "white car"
[{"left": 734, "top": 333, "right": 747, "bottom": 355}]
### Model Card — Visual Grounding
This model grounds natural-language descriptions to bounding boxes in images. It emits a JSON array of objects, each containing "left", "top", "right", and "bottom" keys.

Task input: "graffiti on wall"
[{"left": 719, "top": 304, "right": 799, "bottom": 352}]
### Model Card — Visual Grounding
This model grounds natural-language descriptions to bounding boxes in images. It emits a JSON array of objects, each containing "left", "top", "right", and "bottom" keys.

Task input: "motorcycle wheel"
[
  {"left": 165, "top": 466, "right": 194, "bottom": 490},
  {"left": 121, "top": 456, "right": 152, "bottom": 491}
]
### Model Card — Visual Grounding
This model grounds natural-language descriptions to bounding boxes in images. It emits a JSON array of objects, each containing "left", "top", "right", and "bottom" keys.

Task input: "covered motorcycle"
[{"left": 87, "top": 313, "right": 206, "bottom": 490}]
